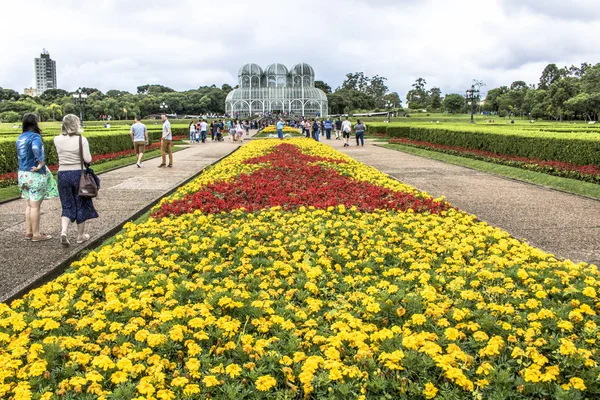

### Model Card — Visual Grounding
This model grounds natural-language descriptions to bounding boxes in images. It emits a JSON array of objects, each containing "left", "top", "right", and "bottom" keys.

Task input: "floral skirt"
[{"left": 18, "top": 170, "right": 59, "bottom": 201}]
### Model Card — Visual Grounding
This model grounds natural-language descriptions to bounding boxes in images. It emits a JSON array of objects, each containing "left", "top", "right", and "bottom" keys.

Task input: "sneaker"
[
  {"left": 76, "top": 233, "right": 90, "bottom": 244},
  {"left": 168, "top": 164, "right": 173, "bottom": 168},
  {"left": 136, "top": 163, "right": 141, "bottom": 168},
  {"left": 139, "top": 163, "right": 143, "bottom": 167},
  {"left": 158, "top": 164, "right": 166, "bottom": 168},
  {"left": 60, "top": 234, "right": 70, "bottom": 247}
]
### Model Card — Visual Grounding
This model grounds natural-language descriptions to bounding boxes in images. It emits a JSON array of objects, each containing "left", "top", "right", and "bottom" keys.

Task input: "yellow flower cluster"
[
  {"left": 0, "top": 139, "right": 599, "bottom": 399},
  {"left": 260, "top": 125, "right": 301, "bottom": 134}
]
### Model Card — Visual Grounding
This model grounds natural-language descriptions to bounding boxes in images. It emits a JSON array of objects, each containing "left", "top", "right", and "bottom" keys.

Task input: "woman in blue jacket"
[{"left": 16, "top": 113, "right": 58, "bottom": 242}]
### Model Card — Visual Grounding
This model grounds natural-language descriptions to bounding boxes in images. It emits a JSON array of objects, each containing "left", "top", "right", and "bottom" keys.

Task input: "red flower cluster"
[
  {"left": 152, "top": 144, "right": 450, "bottom": 218},
  {"left": 389, "top": 138, "right": 600, "bottom": 176}
]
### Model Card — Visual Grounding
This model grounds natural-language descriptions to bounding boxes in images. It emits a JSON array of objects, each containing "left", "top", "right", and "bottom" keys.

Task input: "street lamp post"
[
  {"left": 72, "top": 88, "right": 88, "bottom": 124},
  {"left": 465, "top": 84, "right": 480, "bottom": 124},
  {"left": 385, "top": 100, "right": 393, "bottom": 123},
  {"left": 160, "top": 102, "right": 169, "bottom": 115}
]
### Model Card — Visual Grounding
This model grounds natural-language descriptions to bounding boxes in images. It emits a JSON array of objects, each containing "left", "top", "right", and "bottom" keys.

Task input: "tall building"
[
  {"left": 225, "top": 63, "right": 328, "bottom": 117},
  {"left": 34, "top": 49, "right": 57, "bottom": 95}
]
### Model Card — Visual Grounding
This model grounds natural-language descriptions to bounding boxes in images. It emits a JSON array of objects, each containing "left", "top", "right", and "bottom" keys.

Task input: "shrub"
[{"left": 0, "top": 111, "right": 19, "bottom": 123}]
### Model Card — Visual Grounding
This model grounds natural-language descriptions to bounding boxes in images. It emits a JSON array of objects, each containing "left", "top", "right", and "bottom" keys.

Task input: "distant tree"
[
  {"left": 538, "top": 64, "right": 563, "bottom": 90},
  {"left": 406, "top": 78, "right": 429, "bottom": 109},
  {"left": 341, "top": 72, "right": 370, "bottom": 93},
  {"left": 428, "top": 87, "right": 442, "bottom": 110},
  {"left": 0, "top": 88, "right": 20, "bottom": 102},
  {"left": 48, "top": 103, "right": 63, "bottom": 121},
  {"left": 314, "top": 80, "right": 332, "bottom": 94},
  {"left": 106, "top": 90, "right": 130, "bottom": 98},
  {"left": 443, "top": 93, "right": 465, "bottom": 113},
  {"left": 39, "top": 89, "right": 68, "bottom": 102},
  {"left": 0, "top": 111, "right": 19, "bottom": 122},
  {"left": 221, "top": 84, "right": 233, "bottom": 94}
]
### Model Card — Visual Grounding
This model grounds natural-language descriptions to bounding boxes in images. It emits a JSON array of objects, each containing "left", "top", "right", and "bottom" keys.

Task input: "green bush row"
[
  {"left": 0, "top": 127, "right": 189, "bottom": 175},
  {"left": 385, "top": 126, "right": 600, "bottom": 166}
]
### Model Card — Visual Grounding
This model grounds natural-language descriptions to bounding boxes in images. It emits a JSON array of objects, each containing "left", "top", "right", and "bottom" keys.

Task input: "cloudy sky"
[{"left": 1, "top": 0, "right": 599, "bottom": 101}]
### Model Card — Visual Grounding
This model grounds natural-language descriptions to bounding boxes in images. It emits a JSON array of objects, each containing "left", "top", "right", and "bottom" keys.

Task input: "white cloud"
[{"left": 1, "top": 0, "right": 599, "bottom": 102}]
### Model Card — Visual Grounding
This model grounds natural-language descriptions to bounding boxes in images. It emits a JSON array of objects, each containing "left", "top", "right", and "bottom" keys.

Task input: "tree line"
[
  {"left": 0, "top": 84, "right": 233, "bottom": 123},
  {"left": 403, "top": 63, "right": 600, "bottom": 120}
]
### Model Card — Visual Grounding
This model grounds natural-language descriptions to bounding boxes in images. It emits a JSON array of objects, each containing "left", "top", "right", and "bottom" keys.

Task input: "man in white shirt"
[
  {"left": 159, "top": 114, "right": 173, "bottom": 168},
  {"left": 200, "top": 119, "right": 208, "bottom": 143},
  {"left": 341, "top": 117, "right": 352, "bottom": 147},
  {"left": 130, "top": 115, "right": 148, "bottom": 167}
]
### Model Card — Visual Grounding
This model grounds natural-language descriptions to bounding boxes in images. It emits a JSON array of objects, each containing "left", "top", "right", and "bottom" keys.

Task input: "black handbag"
[{"left": 78, "top": 135, "right": 99, "bottom": 198}]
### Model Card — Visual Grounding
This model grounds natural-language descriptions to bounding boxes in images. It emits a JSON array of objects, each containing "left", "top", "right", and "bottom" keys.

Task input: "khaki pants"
[{"left": 161, "top": 139, "right": 173, "bottom": 166}]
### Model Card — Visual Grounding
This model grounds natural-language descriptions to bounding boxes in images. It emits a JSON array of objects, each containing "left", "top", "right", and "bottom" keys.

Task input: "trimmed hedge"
[
  {"left": 0, "top": 127, "right": 189, "bottom": 174},
  {"left": 386, "top": 126, "right": 600, "bottom": 166}
]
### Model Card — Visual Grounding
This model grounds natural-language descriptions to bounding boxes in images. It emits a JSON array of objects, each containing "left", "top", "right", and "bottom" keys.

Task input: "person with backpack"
[
  {"left": 312, "top": 119, "right": 320, "bottom": 142},
  {"left": 355, "top": 119, "right": 366, "bottom": 147}
]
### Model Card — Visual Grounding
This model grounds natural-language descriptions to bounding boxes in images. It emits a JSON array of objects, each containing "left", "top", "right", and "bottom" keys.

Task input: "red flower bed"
[
  {"left": 389, "top": 138, "right": 600, "bottom": 178},
  {"left": 0, "top": 136, "right": 184, "bottom": 188},
  {"left": 152, "top": 144, "right": 450, "bottom": 218}
]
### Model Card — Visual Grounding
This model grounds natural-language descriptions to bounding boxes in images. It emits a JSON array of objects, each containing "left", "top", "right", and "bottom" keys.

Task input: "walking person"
[
  {"left": 54, "top": 114, "right": 99, "bottom": 246},
  {"left": 324, "top": 117, "right": 332, "bottom": 140},
  {"left": 276, "top": 117, "right": 285, "bottom": 140},
  {"left": 16, "top": 113, "right": 59, "bottom": 242},
  {"left": 189, "top": 121, "right": 196, "bottom": 143},
  {"left": 355, "top": 119, "right": 366, "bottom": 147},
  {"left": 130, "top": 116, "right": 148, "bottom": 167},
  {"left": 158, "top": 114, "right": 173, "bottom": 168},
  {"left": 312, "top": 119, "right": 320, "bottom": 142},
  {"left": 304, "top": 120, "right": 311, "bottom": 138},
  {"left": 200, "top": 119, "right": 208, "bottom": 143},
  {"left": 341, "top": 117, "right": 352, "bottom": 147},
  {"left": 335, "top": 117, "right": 342, "bottom": 140}
]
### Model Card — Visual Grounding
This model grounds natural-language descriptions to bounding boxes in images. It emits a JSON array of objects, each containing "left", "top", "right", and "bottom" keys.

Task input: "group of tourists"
[
  {"left": 290, "top": 117, "right": 366, "bottom": 146},
  {"left": 188, "top": 119, "right": 250, "bottom": 143}
]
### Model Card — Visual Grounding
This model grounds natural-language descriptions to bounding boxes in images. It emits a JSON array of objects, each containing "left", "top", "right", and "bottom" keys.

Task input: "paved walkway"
[
  {"left": 329, "top": 138, "right": 600, "bottom": 266},
  {"left": 0, "top": 138, "right": 248, "bottom": 302}
]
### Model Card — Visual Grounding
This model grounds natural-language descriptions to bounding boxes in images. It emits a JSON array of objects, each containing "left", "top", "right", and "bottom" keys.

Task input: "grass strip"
[{"left": 382, "top": 143, "right": 600, "bottom": 199}]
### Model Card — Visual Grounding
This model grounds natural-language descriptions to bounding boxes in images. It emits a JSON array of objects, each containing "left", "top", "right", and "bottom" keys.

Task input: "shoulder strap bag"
[{"left": 78, "top": 135, "right": 98, "bottom": 198}]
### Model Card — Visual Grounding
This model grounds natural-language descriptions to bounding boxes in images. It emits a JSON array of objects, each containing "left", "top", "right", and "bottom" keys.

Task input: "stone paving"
[
  {"left": 331, "top": 137, "right": 600, "bottom": 266},
  {"left": 0, "top": 139, "right": 246, "bottom": 302}
]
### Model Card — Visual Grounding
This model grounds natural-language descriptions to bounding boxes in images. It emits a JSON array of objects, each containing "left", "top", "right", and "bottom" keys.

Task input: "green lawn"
[
  {"left": 0, "top": 146, "right": 186, "bottom": 203},
  {"left": 382, "top": 143, "right": 600, "bottom": 199}
]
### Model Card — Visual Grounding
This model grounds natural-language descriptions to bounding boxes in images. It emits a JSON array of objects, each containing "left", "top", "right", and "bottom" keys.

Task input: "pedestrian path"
[
  {"left": 331, "top": 138, "right": 600, "bottom": 266},
  {"left": 0, "top": 139, "right": 248, "bottom": 302}
]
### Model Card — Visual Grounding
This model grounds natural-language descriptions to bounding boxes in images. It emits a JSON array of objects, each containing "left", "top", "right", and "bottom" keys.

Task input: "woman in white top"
[{"left": 54, "top": 114, "right": 98, "bottom": 247}]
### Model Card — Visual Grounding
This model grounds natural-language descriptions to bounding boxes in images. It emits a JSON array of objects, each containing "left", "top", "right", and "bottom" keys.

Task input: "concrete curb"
[
  {"left": 1, "top": 147, "right": 239, "bottom": 304},
  {"left": 375, "top": 143, "right": 600, "bottom": 205}
]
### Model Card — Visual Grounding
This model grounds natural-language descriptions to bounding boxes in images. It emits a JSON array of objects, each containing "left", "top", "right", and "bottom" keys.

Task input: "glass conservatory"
[{"left": 225, "top": 63, "right": 328, "bottom": 117}]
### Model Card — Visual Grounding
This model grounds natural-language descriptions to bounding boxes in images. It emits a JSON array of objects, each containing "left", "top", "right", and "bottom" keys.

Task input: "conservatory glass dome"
[{"left": 226, "top": 62, "right": 328, "bottom": 117}]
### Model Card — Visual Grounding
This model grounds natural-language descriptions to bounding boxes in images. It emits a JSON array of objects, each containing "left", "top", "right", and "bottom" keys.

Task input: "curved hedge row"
[{"left": 0, "top": 127, "right": 189, "bottom": 175}]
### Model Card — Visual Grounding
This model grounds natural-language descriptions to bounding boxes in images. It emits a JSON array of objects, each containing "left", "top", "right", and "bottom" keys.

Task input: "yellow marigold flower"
[
  {"left": 171, "top": 377, "right": 189, "bottom": 387},
  {"left": 569, "top": 377, "right": 587, "bottom": 391},
  {"left": 396, "top": 307, "right": 406, "bottom": 317},
  {"left": 473, "top": 331, "right": 489, "bottom": 342},
  {"left": 28, "top": 359, "right": 47, "bottom": 377},
  {"left": 559, "top": 338, "right": 577, "bottom": 356},
  {"left": 411, "top": 314, "right": 427, "bottom": 326},
  {"left": 183, "top": 384, "right": 200, "bottom": 395},
  {"left": 423, "top": 382, "right": 438, "bottom": 399},
  {"left": 111, "top": 371, "right": 128, "bottom": 384},
  {"left": 203, "top": 375, "right": 220, "bottom": 388},
  {"left": 582, "top": 287, "right": 597, "bottom": 299},
  {"left": 444, "top": 328, "right": 461, "bottom": 341},
  {"left": 255, "top": 375, "right": 277, "bottom": 391},
  {"left": 225, "top": 363, "right": 242, "bottom": 378}
]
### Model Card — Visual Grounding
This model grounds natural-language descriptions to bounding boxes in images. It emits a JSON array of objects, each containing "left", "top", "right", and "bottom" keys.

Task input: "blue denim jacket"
[{"left": 16, "top": 131, "right": 46, "bottom": 174}]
